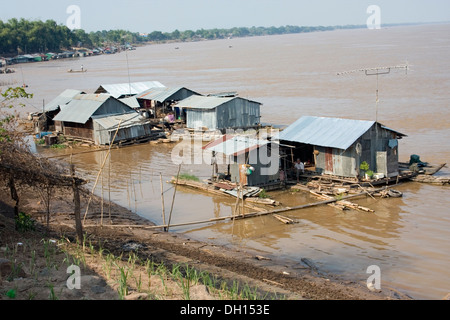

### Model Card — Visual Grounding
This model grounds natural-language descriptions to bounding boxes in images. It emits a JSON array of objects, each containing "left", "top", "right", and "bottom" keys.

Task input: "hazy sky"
[{"left": 2, "top": 0, "right": 450, "bottom": 32}]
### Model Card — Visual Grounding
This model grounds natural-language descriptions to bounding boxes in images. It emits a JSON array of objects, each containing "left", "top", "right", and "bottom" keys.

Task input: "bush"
[
  {"left": 15, "top": 212, "right": 35, "bottom": 232},
  {"left": 258, "top": 189, "right": 268, "bottom": 199},
  {"left": 360, "top": 161, "right": 370, "bottom": 172}
]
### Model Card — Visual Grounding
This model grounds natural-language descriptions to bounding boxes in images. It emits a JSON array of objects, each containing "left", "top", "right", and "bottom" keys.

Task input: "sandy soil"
[{"left": 0, "top": 183, "right": 412, "bottom": 301}]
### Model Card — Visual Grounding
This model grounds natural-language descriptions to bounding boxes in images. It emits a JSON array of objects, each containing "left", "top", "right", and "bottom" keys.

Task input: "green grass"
[
  {"left": 50, "top": 144, "right": 66, "bottom": 149},
  {"left": 258, "top": 189, "right": 269, "bottom": 199},
  {"left": 178, "top": 173, "right": 200, "bottom": 182}
]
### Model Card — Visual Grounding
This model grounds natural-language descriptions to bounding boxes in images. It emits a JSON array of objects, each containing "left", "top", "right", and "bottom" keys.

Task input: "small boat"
[
  {"left": 67, "top": 69, "right": 87, "bottom": 73},
  {"left": 423, "top": 163, "right": 447, "bottom": 175},
  {"left": 399, "top": 162, "right": 447, "bottom": 175}
]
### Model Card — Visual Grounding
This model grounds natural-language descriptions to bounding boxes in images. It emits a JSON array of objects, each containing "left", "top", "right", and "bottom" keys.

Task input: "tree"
[{"left": 0, "top": 87, "right": 84, "bottom": 239}]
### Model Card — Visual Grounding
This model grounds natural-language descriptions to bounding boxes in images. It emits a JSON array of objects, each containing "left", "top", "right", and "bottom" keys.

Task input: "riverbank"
[{"left": 0, "top": 181, "right": 412, "bottom": 301}]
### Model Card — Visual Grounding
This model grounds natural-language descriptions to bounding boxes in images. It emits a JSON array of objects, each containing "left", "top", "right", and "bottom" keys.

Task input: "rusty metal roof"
[
  {"left": 53, "top": 94, "right": 129, "bottom": 124},
  {"left": 136, "top": 87, "right": 201, "bottom": 103},
  {"left": 44, "top": 89, "right": 85, "bottom": 112},
  {"left": 176, "top": 95, "right": 235, "bottom": 110},
  {"left": 278, "top": 116, "right": 406, "bottom": 150},
  {"left": 92, "top": 112, "right": 145, "bottom": 131},
  {"left": 95, "top": 81, "right": 165, "bottom": 98}
]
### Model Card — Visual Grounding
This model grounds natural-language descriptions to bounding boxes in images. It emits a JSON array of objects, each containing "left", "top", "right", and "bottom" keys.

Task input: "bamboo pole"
[
  {"left": 100, "top": 152, "right": 104, "bottom": 226},
  {"left": 166, "top": 164, "right": 181, "bottom": 232},
  {"left": 233, "top": 183, "right": 241, "bottom": 217},
  {"left": 82, "top": 190, "right": 375, "bottom": 230},
  {"left": 160, "top": 173, "right": 167, "bottom": 232},
  {"left": 82, "top": 120, "right": 122, "bottom": 224},
  {"left": 357, "top": 183, "right": 376, "bottom": 200},
  {"left": 132, "top": 174, "right": 137, "bottom": 213},
  {"left": 240, "top": 181, "right": 244, "bottom": 216},
  {"left": 108, "top": 151, "right": 112, "bottom": 224}
]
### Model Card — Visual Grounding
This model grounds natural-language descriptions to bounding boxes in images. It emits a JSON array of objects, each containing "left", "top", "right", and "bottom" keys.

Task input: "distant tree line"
[
  {"left": 0, "top": 19, "right": 143, "bottom": 55},
  {"left": 144, "top": 24, "right": 364, "bottom": 42},
  {"left": 0, "top": 18, "right": 364, "bottom": 55}
]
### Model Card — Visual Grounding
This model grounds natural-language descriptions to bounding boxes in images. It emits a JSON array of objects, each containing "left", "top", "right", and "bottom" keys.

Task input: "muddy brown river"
[{"left": 4, "top": 23, "right": 449, "bottom": 299}]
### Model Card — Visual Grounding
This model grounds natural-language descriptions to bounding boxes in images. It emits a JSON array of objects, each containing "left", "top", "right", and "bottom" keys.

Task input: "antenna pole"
[
  {"left": 337, "top": 63, "right": 409, "bottom": 122},
  {"left": 125, "top": 49, "right": 132, "bottom": 96}
]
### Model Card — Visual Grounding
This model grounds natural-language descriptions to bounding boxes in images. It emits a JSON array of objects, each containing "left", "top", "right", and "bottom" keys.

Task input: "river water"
[{"left": 4, "top": 23, "right": 449, "bottom": 299}]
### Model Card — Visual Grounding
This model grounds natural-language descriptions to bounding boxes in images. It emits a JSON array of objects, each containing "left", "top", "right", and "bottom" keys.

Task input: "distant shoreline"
[
  {"left": 3, "top": 20, "right": 448, "bottom": 67},
  {"left": 1, "top": 21, "right": 449, "bottom": 74}
]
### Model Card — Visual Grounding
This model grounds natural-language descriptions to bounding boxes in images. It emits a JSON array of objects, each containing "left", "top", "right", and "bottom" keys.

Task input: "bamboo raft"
[
  {"left": 309, "top": 191, "right": 375, "bottom": 213},
  {"left": 169, "top": 178, "right": 279, "bottom": 210}
]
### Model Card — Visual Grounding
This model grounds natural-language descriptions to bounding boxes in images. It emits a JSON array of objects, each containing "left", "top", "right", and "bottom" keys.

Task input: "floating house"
[
  {"left": 92, "top": 112, "right": 158, "bottom": 145},
  {"left": 94, "top": 81, "right": 165, "bottom": 99},
  {"left": 176, "top": 96, "right": 262, "bottom": 131},
  {"left": 44, "top": 89, "right": 86, "bottom": 113},
  {"left": 204, "top": 135, "right": 280, "bottom": 188},
  {"left": 53, "top": 94, "right": 150, "bottom": 144},
  {"left": 13, "top": 55, "right": 35, "bottom": 64},
  {"left": 32, "top": 89, "right": 85, "bottom": 132},
  {"left": 278, "top": 116, "right": 406, "bottom": 179},
  {"left": 119, "top": 96, "right": 141, "bottom": 110},
  {"left": 135, "top": 87, "right": 201, "bottom": 119}
]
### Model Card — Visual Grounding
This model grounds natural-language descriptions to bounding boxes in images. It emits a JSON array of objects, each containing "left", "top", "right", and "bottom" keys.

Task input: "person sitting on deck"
[
  {"left": 294, "top": 158, "right": 305, "bottom": 183},
  {"left": 163, "top": 112, "right": 175, "bottom": 131}
]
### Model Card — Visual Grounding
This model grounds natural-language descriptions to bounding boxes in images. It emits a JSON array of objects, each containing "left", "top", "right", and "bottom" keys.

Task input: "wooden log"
[
  {"left": 273, "top": 214, "right": 295, "bottom": 224},
  {"left": 170, "top": 178, "right": 266, "bottom": 212},
  {"left": 310, "top": 190, "right": 374, "bottom": 213},
  {"left": 245, "top": 197, "right": 279, "bottom": 206},
  {"left": 310, "top": 191, "right": 347, "bottom": 210}
]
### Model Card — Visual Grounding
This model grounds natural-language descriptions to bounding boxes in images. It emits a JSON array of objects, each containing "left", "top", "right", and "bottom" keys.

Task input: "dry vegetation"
[{"left": 0, "top": 214, "right": 272, "bottom": 300}]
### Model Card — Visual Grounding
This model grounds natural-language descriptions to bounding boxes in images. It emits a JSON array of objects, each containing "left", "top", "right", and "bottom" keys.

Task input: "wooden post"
[
  {"left": 167, "top": 165, "right": 181, "bottom": 232},
  {"left": 71, "top": 164, "right": 83, "bottom": 242},
  {"left": 160, "top": 173, "right": 166, "bottom": 232},
  {"left": 240, "top": 181, "right": 244, "bottom": 216},
  {"left": 8, "top": 176, "right": 19, "bottom": 228},
  {"left": 46, "top": 186, "right": 51, "bottom": 228}
]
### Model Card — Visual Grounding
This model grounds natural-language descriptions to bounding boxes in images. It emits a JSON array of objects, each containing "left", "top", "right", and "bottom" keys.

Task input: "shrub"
[{"left": 15, "top": 212, "right": 35, "bottom": 232}]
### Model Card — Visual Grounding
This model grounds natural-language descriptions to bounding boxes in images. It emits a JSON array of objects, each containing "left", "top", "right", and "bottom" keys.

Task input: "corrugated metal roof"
[
  {"left": 92, "top": 112, "right": 144, "bottom": 131},
  {"left": 204, "top": 134, "right": 269, "bottom": 156},
  {"left": 44, "top": 89, "right": 85, "bottom": 112},
  {"left": 119, "top": 97, "right": 140, "bottom": 109},
  {"left": 278, "top": 116, "right": 405, "bottom": 150},
  {"left": 176, "top": 95, "right": 236, "bottom": 110},
  {"left": 53, "top": 94, "right": 114, "bottom": 124},
  {"left": 136, "top": 87, "right": 200, "bottom": 103},
  {"left": 95, "top": 81, "right": 165, "bottom": 98}
]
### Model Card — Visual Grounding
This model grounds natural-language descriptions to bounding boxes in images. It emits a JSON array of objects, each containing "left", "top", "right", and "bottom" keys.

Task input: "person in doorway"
[{"left": 294, "top": 158, "right": 305, "bottom": 183}]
